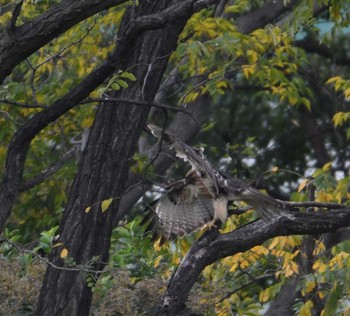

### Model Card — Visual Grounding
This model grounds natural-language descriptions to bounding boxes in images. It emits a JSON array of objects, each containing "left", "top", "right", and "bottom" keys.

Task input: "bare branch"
[
  {"left": 0, "top": 235, "right": 114, "bottom": 274},
  {"left": 0, "top": 98, "right": 47, "bottom": 109},
  {"left": 82, "top": 97, "right": 200, "bottom": 126},
  {"left": 9, "top": 0, "right": 23, "bottom": 31},
  {"left": 20, "top": 147, "right": 77, "bottom": 192},
  {"left": 218, "top": 273, "right": 275, "bottom": 303}
]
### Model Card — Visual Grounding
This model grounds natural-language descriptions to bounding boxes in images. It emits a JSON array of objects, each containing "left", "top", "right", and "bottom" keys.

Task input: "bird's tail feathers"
[{"left": 241, "top": 187, "right": 284, "bottom": 221}]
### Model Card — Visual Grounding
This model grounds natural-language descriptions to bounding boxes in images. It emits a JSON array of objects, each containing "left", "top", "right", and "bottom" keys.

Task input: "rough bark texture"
[
  {"left": 158, "top": 209, "right": 350, "bottom": 315},
  {"left": 36, "top": 1, "right": 192, "bottom": 315}
]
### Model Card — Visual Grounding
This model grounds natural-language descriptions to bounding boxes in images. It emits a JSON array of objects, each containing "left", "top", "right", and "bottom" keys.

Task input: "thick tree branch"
[
  {"left": 0, "top": 0, "right": 128, "bottom": 83},
  {"left": 158, "top": 208, "right": 350, "bottom": 315},
  {"left": 235, "top": 0, "right": 298, "bottom": 33},
  {"left": 295, "top": 39, "right": 350, "bottom": 66}
]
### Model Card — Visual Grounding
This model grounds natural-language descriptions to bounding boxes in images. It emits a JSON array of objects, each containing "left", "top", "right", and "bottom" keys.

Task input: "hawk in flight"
[{"left": 142, "top": 124, "right": 283, "bottom": 245}]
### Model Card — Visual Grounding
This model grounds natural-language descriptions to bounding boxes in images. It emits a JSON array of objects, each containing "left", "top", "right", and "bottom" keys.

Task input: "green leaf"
[
  {"left": 111, "top": 83, "right": 120, "bottom": 91},
  {"left": 120, "top": 71, "right": 136, "bottom": 81},
  {"left": 117, "top": 79, "right": 128, "bottom": 88}
]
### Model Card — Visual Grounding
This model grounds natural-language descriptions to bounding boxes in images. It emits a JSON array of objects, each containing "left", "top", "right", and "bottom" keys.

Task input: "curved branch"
[{"left": 158, "top": 208, "right": 350, "bottom": 315}]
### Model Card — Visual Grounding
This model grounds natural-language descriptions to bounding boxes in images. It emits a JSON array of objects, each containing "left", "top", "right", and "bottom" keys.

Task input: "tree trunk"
[{"left": 36, "top": 1, "right": 191, "bottom": 315}]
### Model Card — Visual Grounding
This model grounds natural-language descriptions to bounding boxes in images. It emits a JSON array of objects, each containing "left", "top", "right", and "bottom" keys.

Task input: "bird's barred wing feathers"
[{"left": 142, "top": 194, "right": 214, "bottom": 246}]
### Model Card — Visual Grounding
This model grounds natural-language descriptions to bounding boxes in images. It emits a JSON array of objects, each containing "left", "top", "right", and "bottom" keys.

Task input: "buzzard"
[{"left": 142, "top": 124, "right": 283, "bottom": 245}]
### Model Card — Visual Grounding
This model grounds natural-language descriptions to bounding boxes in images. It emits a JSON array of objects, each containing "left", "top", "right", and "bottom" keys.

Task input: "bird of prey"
[{"left": 141, "top": 124, "right": 283, "bottom": 245}]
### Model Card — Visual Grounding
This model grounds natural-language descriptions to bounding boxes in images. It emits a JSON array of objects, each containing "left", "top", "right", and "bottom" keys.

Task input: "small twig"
[
  {"left": 0, "top": 109, "right": 23, "bottom": 125},
  {"left": 0, "top": 235, "right": 134, "bottom": 274},
  {"left": 20, "top": 147, "right": 77, "bottom": 191},
  {"left": 9, "top": 0, "right": 23, "bottom": 31},
  {"left": 218, "top": 273, "right": 275, "bottom": 303},
  {"left": 82, "top": 97, "right": 200, "bottom": 126},
  {"left": 0, "top": 3, "right": 14, "bottom": 16},
  {"left": 280, "top": 200, "right": 346, "bottom": 210},
  {"left": 0, "top": 98, "right": 47, "bottom": 109}
]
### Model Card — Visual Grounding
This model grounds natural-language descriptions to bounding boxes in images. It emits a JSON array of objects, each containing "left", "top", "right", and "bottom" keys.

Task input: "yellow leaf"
[
  {"left": 325, "top": 76, "right": 342, "bottom": 85},
  {"left": 229, "top": 263, "right": 238, "bottom": 272},
  {"left": 242, "top": 65, "right": 255, "bottom": 78},
  {"left": 251, "top": 245, "right": 269, "bottom": 256},
  {"left": 288, "top": 95, "right": 298, "bottom": 105},
  {"left": 52, "top": 243, "right": 63, "bottom": 248},
  {"left": 153, "top": 256, "right": 162, "bottom": 268},
  {"left": 239, "top": 260, "right": 249, "bottom": 269},
  {"left": 268, "top": 237, "right": 279, "bottom": 250},
  {"left": 216, "top": 80, "right": 228, "bottom": 89},
  {"left": 299, "top": 300, "right": 314, "bottom": 316},
  {"left": 259, "top": 288, "right": 270, "bottom": 302},
  {"left": 298, "top": 179, "right": 309, "bottom": 192},
  {"left": 101, "top": 198, "right": 113, "bottom": 213},
  {"left": 344, "top": 88, "right": 350, "bottom": 98},
  {"left": 322, "top": 162, "right": 332, "bottom": 171},
  {"left": 85, "top": 206, "right": 92, "bottom": 213},
  {"left": 336, "top": 192, "right": 342, "bottom": 204},
  {"left": 271, "top": 166, "right": 279, "bottom": 173},
  {"left": 332, "top": 112, "right": 344, "bottom": 127},
  {"left": 60, "top": 248, "right": 68, "bottom": 259},
  {"left": 247, "top": 49, "right": 258, "bottom": 63},
  {"left": 284, "top": 261, "right": 298, "bottom": 277},
  {"left": 313, "top": 241, "right": 325, "bottom": 256},
  {"left": 313, "top": 260, "right": 328, "bottom": 273},
  {"left": 305, "top": 281, "right": 316, "bottom": 294}
]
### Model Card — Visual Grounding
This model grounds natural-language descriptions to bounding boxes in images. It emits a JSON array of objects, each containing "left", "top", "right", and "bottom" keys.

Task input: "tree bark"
[{"left": 36, "top": 1, "right": 192, "bottom": 315}]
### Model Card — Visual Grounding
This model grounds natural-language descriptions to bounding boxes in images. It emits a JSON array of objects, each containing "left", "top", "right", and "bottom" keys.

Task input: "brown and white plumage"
[{"left": 142, "top": 124, "right": 283, "bottom": 245}]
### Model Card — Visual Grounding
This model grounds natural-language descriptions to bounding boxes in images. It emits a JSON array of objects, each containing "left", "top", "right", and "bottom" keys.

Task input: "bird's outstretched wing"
[
  {"left": 142, "top": 125, "right": 284, "bottom": 245},
  {"left": 141, "top": 180, "right": 214, "bottom": 246}
]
